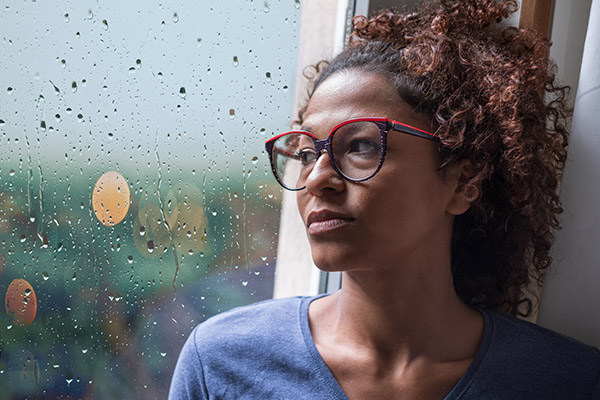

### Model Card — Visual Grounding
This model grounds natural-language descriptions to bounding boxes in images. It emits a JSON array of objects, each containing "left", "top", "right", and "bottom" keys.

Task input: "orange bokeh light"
[
  {"left": 92, "top": 171, "right": 131, "bottom": 226},
  {"left": 5, "top": 279, "right": 37, "bottom": 327}
]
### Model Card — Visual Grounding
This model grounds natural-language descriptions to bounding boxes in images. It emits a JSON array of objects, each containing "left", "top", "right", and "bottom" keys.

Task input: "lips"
[{"left": 306, "top": 210, "right": 355, "bottom": 235}]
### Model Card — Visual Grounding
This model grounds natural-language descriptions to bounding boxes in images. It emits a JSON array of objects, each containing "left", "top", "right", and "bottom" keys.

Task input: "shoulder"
[
  {"left": 191, "top": 297, "right": 303, "bottom": 357},
  {"left": 473, "top": 309, "right": 600, "bottom": 398},
  {"left": 488, "top": 310, "right": 600, "bottom": 364},
  {"left": 195, "top": 297, "right": 302, "bottom": 341}
]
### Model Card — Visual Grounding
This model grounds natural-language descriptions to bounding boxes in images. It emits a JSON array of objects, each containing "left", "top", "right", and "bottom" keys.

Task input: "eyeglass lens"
[{"left": 271, "top": 121, "right": 383, "bottom": 190}]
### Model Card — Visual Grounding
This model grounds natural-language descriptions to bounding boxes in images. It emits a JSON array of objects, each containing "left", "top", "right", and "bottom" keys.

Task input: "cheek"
[{"left": 296, "top": 191, "right": 309, "bottom": 222}]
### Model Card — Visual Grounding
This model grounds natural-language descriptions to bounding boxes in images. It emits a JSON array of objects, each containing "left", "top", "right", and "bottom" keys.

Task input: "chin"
[{"left": 310, "top": 247, "right": 353, "bottom": 272}]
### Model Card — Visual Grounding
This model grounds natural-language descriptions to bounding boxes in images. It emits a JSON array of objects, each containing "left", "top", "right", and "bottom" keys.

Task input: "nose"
[{"left": 303, "top": 150, "right": 345, "bottom": 195}]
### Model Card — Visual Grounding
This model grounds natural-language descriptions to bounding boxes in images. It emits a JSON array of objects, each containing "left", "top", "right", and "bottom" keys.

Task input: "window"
[{"left": 0, "top": 1, "right": 300, "bottom": 397}]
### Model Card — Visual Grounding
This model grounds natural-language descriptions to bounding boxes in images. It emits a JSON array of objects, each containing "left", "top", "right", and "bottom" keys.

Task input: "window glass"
[{"left": 0, "top": 1, "right": 299, "bottom": 397}]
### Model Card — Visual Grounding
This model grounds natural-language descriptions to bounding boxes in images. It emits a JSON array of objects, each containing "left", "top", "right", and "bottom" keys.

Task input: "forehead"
[{"left": 302, "top": 70, "right": 416, "bottom": 135}]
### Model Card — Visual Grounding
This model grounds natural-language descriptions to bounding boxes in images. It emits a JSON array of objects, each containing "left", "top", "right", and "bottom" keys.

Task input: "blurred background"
[{"left": 0, "top": 0, "right": 300, "bottom": 398}]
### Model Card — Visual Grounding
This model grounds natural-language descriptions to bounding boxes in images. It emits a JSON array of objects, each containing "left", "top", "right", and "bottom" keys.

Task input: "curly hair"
[{"left": 299, "top": 0, "right": 570, "bottom": 316}]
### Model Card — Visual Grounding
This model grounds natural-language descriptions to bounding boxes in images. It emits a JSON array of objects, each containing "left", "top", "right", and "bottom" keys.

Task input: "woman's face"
[{"left": 297, "top": 69, "right": 467, "bottom": 272}]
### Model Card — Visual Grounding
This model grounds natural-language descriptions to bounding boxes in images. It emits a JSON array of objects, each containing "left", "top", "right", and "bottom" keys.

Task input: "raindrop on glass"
[
  {"left": 263, "top": 1, "right": 270, "bottom": 12},
  {"left": 102, "top": 19, "right": 109, "bottom": 30},
  {"left": 229, "top": 109, "right": 235, "bottom": 119},
  {"left": 251, "top": 156, "right": 259, "bottom": 165},
  {"left": 179, "top": 87, "right": 186, "bottom": 98},
  {"left": 233, "top": 56, "right": 239, "bottom": 67},
  {"left": 173, "top": 13, "right": 179, "bottom": 23},
  {"left": 294, "top": 0, "right": 301, "bottom": 8},
  {"left": 71, "top": 81, "right": 77, "bottom": 93}
]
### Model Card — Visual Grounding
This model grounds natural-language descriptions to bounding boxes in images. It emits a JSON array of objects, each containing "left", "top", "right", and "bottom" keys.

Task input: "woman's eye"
[
  {"left": 298, "top": 148, "right": 317, "bottom": 164},
  {"left": 347, "top": 139, "right": 379, "bottom": 155}
]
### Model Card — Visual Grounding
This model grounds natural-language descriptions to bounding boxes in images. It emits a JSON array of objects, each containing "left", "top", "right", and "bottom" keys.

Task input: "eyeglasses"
[{"left": 265, "top": 117, "right": 440, "bottom": 191}]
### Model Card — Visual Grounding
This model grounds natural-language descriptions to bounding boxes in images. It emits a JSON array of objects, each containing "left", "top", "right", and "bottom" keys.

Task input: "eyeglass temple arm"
[
  {"left": 272, "top": 146, "right": 302, "bottom": 160},
  {"left": 390, "top": 121, "right": 440, "bottom": 142}
]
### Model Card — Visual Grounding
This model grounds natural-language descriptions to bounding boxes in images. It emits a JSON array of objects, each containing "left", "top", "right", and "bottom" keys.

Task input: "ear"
[{"left": 445, "top": 159, "right": 479, "bottom": 216}]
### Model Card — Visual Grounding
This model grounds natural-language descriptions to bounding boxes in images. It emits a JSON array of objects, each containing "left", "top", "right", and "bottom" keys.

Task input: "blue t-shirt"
[{"left": 169, "top": 296, "right": 600, "bottom": 399}]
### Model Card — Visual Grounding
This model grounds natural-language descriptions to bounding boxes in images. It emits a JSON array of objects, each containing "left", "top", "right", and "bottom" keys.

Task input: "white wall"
[{"left": 537, "top": 0, "right": 600, "bottom": 348}]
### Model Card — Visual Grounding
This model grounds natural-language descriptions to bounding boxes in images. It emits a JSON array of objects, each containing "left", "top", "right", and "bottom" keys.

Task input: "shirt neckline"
[{"left": 298, "top": 294, "right": 493, "bottom": 400}]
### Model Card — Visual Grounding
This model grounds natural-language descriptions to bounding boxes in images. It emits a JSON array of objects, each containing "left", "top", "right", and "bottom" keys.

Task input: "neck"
[{"left": 311, "top": 257, "right": 482, "bottom": 363}]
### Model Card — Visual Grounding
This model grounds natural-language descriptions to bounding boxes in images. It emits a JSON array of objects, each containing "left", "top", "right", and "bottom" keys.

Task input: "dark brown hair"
[{"left": 299, "top": 0, "right": 570, "bottom": 316}]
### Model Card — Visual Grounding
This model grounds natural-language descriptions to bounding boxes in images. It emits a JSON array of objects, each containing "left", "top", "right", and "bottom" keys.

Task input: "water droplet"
[
  {"left": 179, "top": 87, "right": 186, "bottom": 98},
  {"left": 263, "top": 1, "right": 270, "bottom": 12},
  {"left": 265, "top": 72, "right": 271, "bottom": 81},
  {"left": 139, "top": 226, "right": 146, "bottom": 236},
  {"left": 127, "top": 255, "right": 133, "bottom": 264},
  {"left": 160, "top": 352, "right": 167, "bottom": 357},
  {"left": 251, "top": 156, "right": 259, "bottom": 165},
  {"left": 20, "top": 234, "right": 26, "bottom": 243},
  {"left": 0, "top": 120, "right": 5, "bottom": 126},
  {"left": 147, "top": 240, "right": 154, "bottom": 253},
  {"left": 173, "top": 13, "right": 179, "bottom": 23},
  {"left": 72, "top": 272, "right": 77, "bottom": 281},
  {"left": 242, "top": 281, "right": 248, "bottom": 286},
  {"left": 64, "top": 13, "right": 70, "bottom": 22},
  {"left": 42, "top": 272, "right": 49, "bottom": 280},
  {"left": 66, "top": 378, "right": 73, "bottom": 385},
  {"left": 102, "top": 19, "right": 108, "bottom": 30},
  {"left": 82, "top": 348, "right": 88, "bottom": 354},
  {"left": 229, "top": 109, "right": 235, "bottom": 119},
  {"left": 232, "top": 56, "right": 239, "bottom": 67},
  {"left": 196, "top": 38, "right": 202, "bottom": 47},
  {"left": 77, "top": 113, "right": 83, "bottom": 121},
  {"left": 6, "top": 87, "right": 13, "bottom": 94},
  {"left": 294, "top": 0, "right": 301, "bottom": 8},
  {"left": 136, "top": 59, "right": 142, "bottom": 66},
  {"left": 282, "top": 85, "right": 289, "bottom": 92},
  {"left": 71, "top": 81, "right": 77, "bottom": 93},
  {"left": 40, "top": 120, "right": 46, "bottom": 131}
]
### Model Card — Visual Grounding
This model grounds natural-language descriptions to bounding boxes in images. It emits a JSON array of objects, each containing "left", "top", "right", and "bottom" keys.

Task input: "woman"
[{"left": 170, "top": 1, "right": 600, "bottom": 398}]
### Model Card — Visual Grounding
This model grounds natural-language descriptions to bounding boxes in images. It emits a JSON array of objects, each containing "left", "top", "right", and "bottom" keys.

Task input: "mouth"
[{"left": 306, "top": 210, "right": 355, "bottom": 235}]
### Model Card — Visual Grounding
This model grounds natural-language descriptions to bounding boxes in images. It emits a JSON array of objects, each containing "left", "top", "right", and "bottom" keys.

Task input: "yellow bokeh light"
[
  {"left": 92, "top": 171, "right": 131, "bottom": 226},
  {"left": 133, "top": 205, "right": 172, "bottom": 258}
]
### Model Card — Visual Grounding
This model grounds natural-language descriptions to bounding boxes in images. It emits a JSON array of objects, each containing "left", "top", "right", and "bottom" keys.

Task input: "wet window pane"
[{"left": 0, "top": 1, "right": 299, "bottom": 397}]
